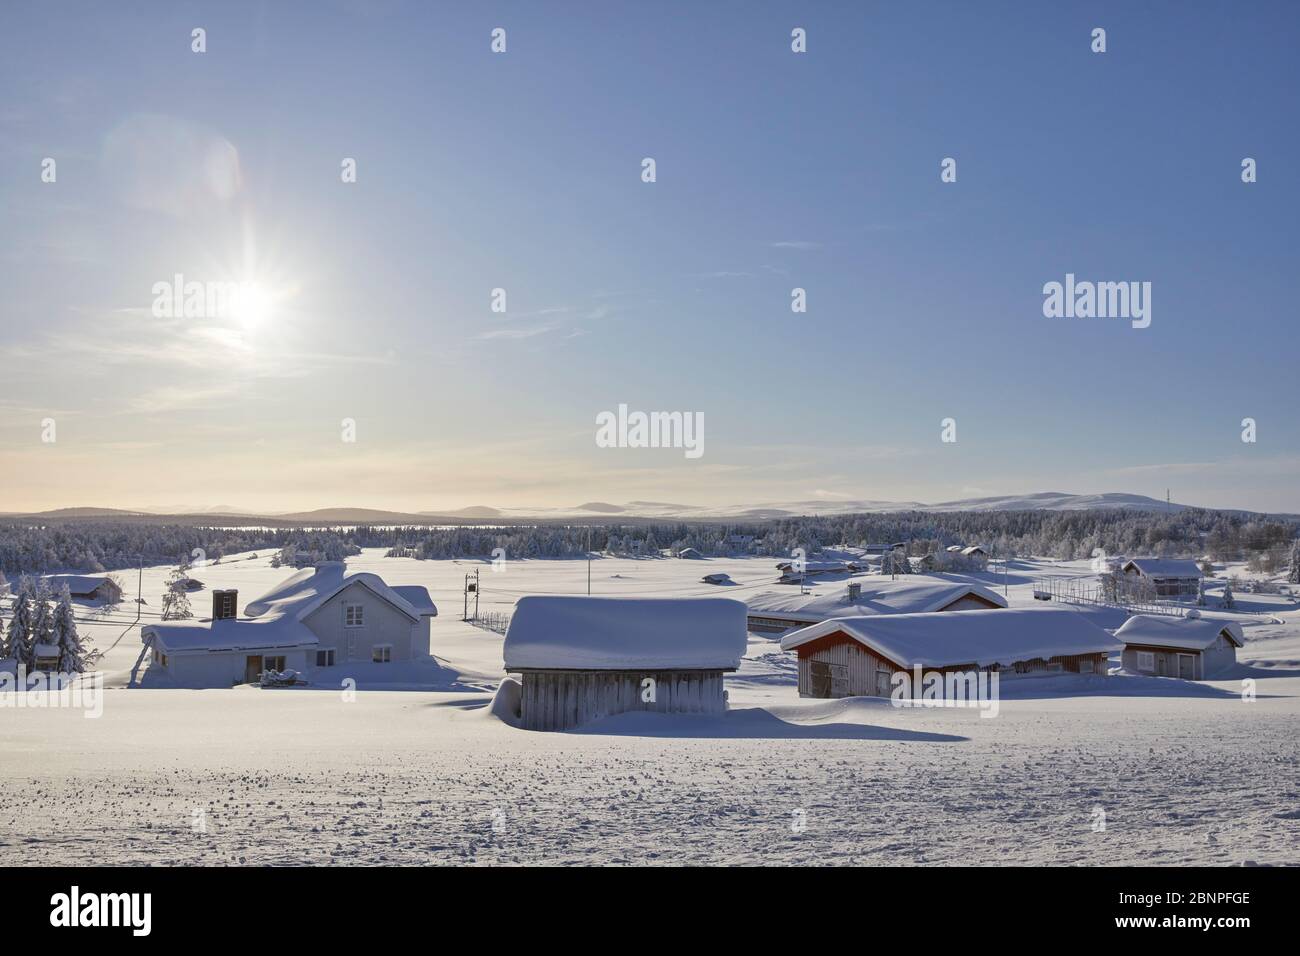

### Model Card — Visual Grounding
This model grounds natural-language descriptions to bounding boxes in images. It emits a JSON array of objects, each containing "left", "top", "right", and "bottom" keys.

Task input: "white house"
[
  {"left": 745, "top": 579, "right": 1007, "bottom": 634},
  {"left": 503, "top": 596, "right": 748, "bottom": 731},
  {"left": 1116, "top": 613, "right": 1242, "bottom": 680},
  {"left": 140, "top": 562, "right": 436, "bottom": 687},
  {"left": 780, "top": 606, "right": 1121, "bottom": 698}
]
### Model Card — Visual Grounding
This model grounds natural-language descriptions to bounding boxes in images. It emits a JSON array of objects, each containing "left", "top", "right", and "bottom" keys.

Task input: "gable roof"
[
  {"left": 780, "top": 606, "right": 1121, "bottom": 669},
  {"left": 503, "top": 596, "right": 748, "bottom": 671},
  {"left": 1122, "top": 558, "right": 1202, "bottom": 578},
  {"left": 144, "top": 563, "right": 435, "bottom": 654},
  {"left": 1116, "top": 613, "right": 1243, "bottom": 651},
  {"left": 746, "top": 580, "right": 1007, "bottom": 625},
  {"left": 41, "top": 574, "right": 118, "bottom": 595}
]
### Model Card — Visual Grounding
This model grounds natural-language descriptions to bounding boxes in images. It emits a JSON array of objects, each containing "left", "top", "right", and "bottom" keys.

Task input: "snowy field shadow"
[
  {"left": 999, "top": 672, "right": 1288, "bottom": 700},
  {"left": 569, "top": 706, "right": 968, "bottom": 741}
]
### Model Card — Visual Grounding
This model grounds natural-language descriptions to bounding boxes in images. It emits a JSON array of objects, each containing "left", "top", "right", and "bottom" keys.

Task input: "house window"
[
  {"left": 315, "top": 649, "right": 336, "bottom": 667},
  {"left": 372, "top": 645, "right": 392, "bottom": 663},
  {"left": 875, "top": 669, "right": 893, "bottom": 696},
  {"left": 264, "top": 656, "right": 286, "bottom": 672},
  {"left": 1078, "top": 659, "right": 1094, "bottom": 674},
  {"left": 344, "top": 603, "right": 364, "bottom": 628},
  {"left": 1137, "top": 651, "right": 1155, "bottom": 672},
  {"left": 1046, "top": 661, "right": 1063, "bottom": 672}
]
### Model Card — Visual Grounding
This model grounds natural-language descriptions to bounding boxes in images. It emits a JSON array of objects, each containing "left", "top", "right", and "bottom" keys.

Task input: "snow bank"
[{"left": 503, "top": 596, "right": 748, "bottom": 671}]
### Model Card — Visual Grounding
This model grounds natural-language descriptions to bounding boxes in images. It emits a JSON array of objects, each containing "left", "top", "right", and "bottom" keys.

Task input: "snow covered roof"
[
  {"left": 503, "top": 596, "right": 748, "bottom": 671},
  {"left": 144, "top": 563, "right": 435, "bottom": 654},
  {"left": 1116, "top": 614, "right": 1243, "bottom": 651},
  {"left": 41, "top": 574, "right": 117, "bottom": 595},
  {"left": 391, "top": 585, "right": 438, "bottom": 617},
  {"left": 1122, "top": 558, "right": 1202, "bottom": 579},
  {"left": 961, "top": 546, "right": 986, "bottom": 556},
  {"left": 746, "top": 580, "right": 1007, "bottom": 625},
  {"left": 780, "top": 606, "right": 1122, "bottom": 669}
]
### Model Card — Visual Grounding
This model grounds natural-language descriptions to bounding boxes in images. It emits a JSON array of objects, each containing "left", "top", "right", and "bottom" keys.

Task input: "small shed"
[
  {"left": 701, "top": 573, "right": 732, "bottom": 585},
  {"left": 32, "top": 643, "right": 61, "bottom": 671},
  {"left": 780, "top": 606, "right": 1120, "bottom": 698},
  {"left": 677, "top": 547, "right": 703, "bottom": 559},
  {"left": 502, "top": 596, "right": 748, "bottom": 731},
  {"left": 1121, "top": 558, "right": 1202, "bottom": 601},
  {"left": 1116, "top": 613, "right": 1242, "bottom": 680},
  {"left": 41, "top": 574, "right": 123, "bottom": 604}
]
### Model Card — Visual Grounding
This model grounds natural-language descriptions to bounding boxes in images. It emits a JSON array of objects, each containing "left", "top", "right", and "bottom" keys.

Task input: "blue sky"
[{"left": 2, "top": 1, "right": 1297, "bottom": 513}]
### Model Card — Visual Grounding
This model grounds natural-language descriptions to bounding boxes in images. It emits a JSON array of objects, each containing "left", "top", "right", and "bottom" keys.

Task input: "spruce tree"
[
  {"left": 30, "top": 576, "right": 54, "bottom": 659},
  {"left": 53, "top": 584, "right": 87, "bottom": 673},
  {"left": 1289, "top": 540, "right": 1300, "bottom": 585},
  {"left": 1221, "top": 579, "right": 1236, "bottom": 610},
  {"left": 7, "top": 576, "right": 36, "bottom": 668}
]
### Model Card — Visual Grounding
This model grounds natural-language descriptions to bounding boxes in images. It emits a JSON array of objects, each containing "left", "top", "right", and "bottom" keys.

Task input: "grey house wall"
[
  {"left": 517, "top": 669, "right": 728, "bottom": 731},
  {"left": 1123, "top": 632, "right": 1236, "bottom": 680},
  {"left": 303, "top": 581, "right": 419, "bottom": 662}
]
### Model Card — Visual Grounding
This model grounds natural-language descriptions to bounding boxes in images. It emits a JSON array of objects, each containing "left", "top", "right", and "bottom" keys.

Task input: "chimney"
[
  {"left": 847, "top": 582, "right": 862, "bottom": 602},
  {"left": 213, "top": 589, "right": 238, "bottom": 620}
]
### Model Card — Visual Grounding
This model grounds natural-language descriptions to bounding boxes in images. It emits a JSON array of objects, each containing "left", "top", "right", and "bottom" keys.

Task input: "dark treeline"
[{"left": 1, "top": 508, "right": 1295, "bottom": 575}]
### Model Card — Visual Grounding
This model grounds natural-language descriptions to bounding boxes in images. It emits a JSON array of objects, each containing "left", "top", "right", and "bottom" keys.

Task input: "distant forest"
[{"left": 0, "top": 508, "right": 1296, "bottom": 575}]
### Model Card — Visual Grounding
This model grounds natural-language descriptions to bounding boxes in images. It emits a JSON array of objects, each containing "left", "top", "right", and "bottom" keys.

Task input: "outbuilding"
[
  {"left": 41, "top": 574, "right": 123, "bottom": 604},
  {"left": 745, "top": 579, "right": 1007, "bottom": 634},
  {"left": 1116, "top": 613, "right": 1242, "bottom": 679},
  {"left": 502, "top": 596, "right": 747, "bottom": 731},
  {"left": 1121, "top": 558, "right": 1202, "bottom": 601},
  {"left": 780, "top": 606, "right": 1120, "bottom": 698}
]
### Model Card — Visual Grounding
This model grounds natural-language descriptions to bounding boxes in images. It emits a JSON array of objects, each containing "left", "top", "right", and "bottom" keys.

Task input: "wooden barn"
[
  {"left": 502, "top": 596, "right": 748, "bottom": 731},
  {"left": 780, "top": 606, "right": 1121, "bottom": 698},
  {"left": 745, "top": 579, "right": 1006, "bottom": 634},
  {"left": 1116, "top": 613, "right": 1242, "bottom": 680},
  {"left": 41, "top": 574, "right": 123, "bottom": 604},
  {"left": 1121, "top": 558, "right": 1202, "bottom": 601}
]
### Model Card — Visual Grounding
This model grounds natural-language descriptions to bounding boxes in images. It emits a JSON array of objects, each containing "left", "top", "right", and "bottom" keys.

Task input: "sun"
[{"left": 232, "top": 282, "right": 273, "bottom": 328}]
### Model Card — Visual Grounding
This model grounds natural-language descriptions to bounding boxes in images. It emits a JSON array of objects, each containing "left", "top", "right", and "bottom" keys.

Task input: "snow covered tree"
[
  {"left": 1289, "top": 540, "right": 1300, "bottom": 585},
  {"left": 1196, "top": 579, "right": 1207, "bottom": 607},
  {"left": 53, "top": 584, "right": 88, "bottom": 673},
  {"left": 160, "top": 566, "right": 194, "bottom": 621},
  {"left": 6, "top": 576, "right": 36, "bottom": 668},
  {"left": 30, "top": 576, "right": 54, "bottom": 659},
  {"left": 1221, "top": 579, "right": 1236, "bottom": 610}
]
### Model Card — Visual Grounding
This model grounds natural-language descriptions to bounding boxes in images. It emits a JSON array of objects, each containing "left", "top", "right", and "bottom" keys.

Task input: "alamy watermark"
[
  {"left": 1, "top": 668, "right": 104, "bottom": 718},
  {"left": 1042, "top": 273, "right": 1151, "bottom": 328},
  {"left": 595, "top": 404, "right": 704, "bottom": 459},
  {"left": 890, "top": 665, "right": 1000, "bottom": 718}
]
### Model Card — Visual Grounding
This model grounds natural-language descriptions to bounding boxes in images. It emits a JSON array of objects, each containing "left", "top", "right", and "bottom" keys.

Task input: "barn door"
[
  {"left": 829, "top": 664, "right": 850, "bottom": 698},
  {"left": 809, "top": 661, "right": 832, "bottom": 697},
  {"left": 1177, "top": 654, "right": 1196, "bottom": 679},
  {"left": 244, "top": 655, "right": 263, "bottom": 684}
]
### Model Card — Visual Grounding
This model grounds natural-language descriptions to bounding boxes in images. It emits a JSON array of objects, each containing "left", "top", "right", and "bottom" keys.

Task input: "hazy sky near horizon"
[{"left": 2, "top": 1, "right": 1298, "bottom": 514}]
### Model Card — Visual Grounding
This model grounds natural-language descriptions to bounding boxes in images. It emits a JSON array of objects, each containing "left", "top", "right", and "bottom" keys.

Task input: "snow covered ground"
[{"left": 2, "top": 550, "right": 1298, "bottom": 865}]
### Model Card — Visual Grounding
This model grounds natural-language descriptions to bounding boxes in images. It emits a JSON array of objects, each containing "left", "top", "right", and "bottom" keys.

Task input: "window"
[
  {"left": 1046, "top": 661, "right": 1063, "bottom": 672},
  {"left": 315, "top": 649, "right": 336, "bottom": 667},
  {"left": 1078, "top": 659, "right": 1094, "bottom": 674},
  {"left": 372, "top": 645, "right": 392, "bottom": 663},
  {"left": 344, "top": 603, "right": 364, "bottom": 628},
  {"left": 875, "top": 669, "right": 893, "bottom": 697},
  {"left": 1136, "top": 651, "right": 1155, "bottom": 672},
  {"left": 264, "top": 656, "right": 286, "bottom": 673}
]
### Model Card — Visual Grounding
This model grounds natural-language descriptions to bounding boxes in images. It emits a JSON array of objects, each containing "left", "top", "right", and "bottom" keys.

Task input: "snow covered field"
[{"left": 3, "top": 549, "right": 1298, "bottom": 865}]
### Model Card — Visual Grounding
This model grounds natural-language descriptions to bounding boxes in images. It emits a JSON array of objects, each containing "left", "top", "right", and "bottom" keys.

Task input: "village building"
[
  {"left": 701, "top": 572, "right": 732, "bottom": 585},
  {"left": 1121, "top": 558, "right": 1203, "bottom": 601},
  {"left": 41, "top": 574, "right": 123, "bottom": 604},
  {"left": 140, "top": 562, "right": 436, "bottom": 687},
  {"left": 502, "top": 596, "right": 747, "bottom": 731},
  {"left": 677, "top": 547, "right": 703, "bottom": 559},
  {"left": 745, "top": 579, "right": 1007, "bottom": 634},
  {"left": 780, "top": 606, "right": 1121, "bottom": 698},
  {"left": 1116, "top": 613, "right": 1242, "bottom": 680}
]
